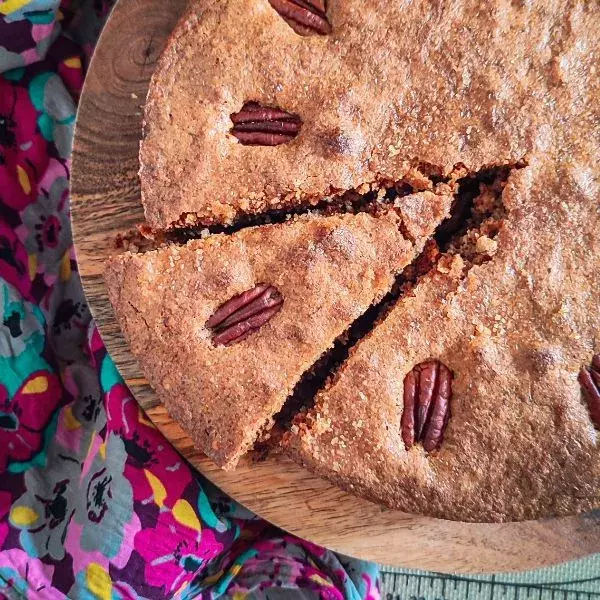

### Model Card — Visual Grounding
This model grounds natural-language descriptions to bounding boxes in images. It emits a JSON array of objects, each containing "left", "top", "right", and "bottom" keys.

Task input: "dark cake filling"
[
  {"left": 117, "top": 175, "right": 435, "bottom": 250},
  {"left": 118, "top": 170, "right": 456, "bottom": 257},
  {"left": 162, "top": 177, "right": 437, "bottom": 245},
  {"left": 130, "top": 162, "right": 461, "bottom": 246}
]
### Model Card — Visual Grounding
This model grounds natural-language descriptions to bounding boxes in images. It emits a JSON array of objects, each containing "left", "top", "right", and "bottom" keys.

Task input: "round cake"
[{"left": 106, "top": 0, "right": 600, "bottom": 522}]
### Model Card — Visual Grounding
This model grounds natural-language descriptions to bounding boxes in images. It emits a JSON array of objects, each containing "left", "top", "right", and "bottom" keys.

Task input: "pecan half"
[
  {"left": 401, "top": 359, "right": 453, "bottom": 452},
  {"left": 268, "top": 0, "right": 332, "bottom": 36},
  {"left": 206, "top": 284, "right": 283, "bottom": 346},
  {"left": 578, "top": 354, "right": 600, "bottom": 429},
  {"left": 230, "top": 102, "right": 302, "bottom": 146}
]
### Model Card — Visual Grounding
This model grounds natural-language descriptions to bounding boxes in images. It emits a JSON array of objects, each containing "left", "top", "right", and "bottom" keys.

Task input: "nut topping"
[
  {"left": 268, "top": 0, "right": 332, "bottom": 36},
  {"left": 401, "top": 359, "right": 453, "bottom": 452},
  {"left": 230, "top": 102, "right": 302, "bottom": 146},
  {"left": 578, "top": 354, "right": 600, "bottom": 429},
  {"left": 206, "top": 284, "right": 283, "bottom": 346}
]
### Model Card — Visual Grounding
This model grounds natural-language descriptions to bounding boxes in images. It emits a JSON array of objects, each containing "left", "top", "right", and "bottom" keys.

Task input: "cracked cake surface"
[
  {"left": 104, "top": 198, "right": 450, "bottom": 468},
  {"left": 285, "top": 162, "right": 600, "bottom": 522},
  {"left": 109, "top": 0, "right": 600, "bottom": 521},
  {"left": 140, "top": 0, "right": 578, "bottom": 228}
]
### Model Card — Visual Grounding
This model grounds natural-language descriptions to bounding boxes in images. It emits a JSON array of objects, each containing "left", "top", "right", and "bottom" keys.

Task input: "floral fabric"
[{"left": 0, "top": 1, "right": 380, "bottom": 598}]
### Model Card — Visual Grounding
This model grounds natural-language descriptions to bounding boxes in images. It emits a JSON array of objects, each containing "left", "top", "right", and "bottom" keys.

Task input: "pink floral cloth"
[{"left": 0, "top": 1, "right": 380, "bottom": 598}]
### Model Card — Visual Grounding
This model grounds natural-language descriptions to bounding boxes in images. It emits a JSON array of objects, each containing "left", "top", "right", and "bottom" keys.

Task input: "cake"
[
  {"left": 105, "top": 0, "right": 599, "bottom": 521},
  {"left": 140, "top": 0, "right": 548, "bottom": 230}
]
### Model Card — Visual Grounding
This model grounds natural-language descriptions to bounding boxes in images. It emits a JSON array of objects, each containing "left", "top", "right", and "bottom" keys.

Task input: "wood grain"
[{"left": 70, "top": 0, "right": 600, "bottom": 573}]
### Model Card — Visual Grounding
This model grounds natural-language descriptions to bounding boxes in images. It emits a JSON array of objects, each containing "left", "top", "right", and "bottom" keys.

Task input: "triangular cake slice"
[{"left": 105, "top": 192, "right": 451, "bottom": 468}]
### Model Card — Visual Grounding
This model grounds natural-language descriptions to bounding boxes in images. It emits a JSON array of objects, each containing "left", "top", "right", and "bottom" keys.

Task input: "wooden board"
[{"left": 70, "top": 0, "right": 600, "bottom": 573}]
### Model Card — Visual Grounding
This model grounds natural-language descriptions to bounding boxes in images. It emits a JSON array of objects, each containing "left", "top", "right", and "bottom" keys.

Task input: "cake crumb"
[{"left": 475, "top": 235, "right": 498, "bottom": 255}]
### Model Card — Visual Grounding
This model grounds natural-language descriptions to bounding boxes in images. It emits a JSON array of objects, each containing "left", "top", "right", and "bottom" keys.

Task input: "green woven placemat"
[{"left": 380, "top": 554, "right": 600, "bottom": 599}]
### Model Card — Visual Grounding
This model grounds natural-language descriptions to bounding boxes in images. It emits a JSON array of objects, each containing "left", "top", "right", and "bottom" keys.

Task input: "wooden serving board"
[{"left": 70, "top": 0, "right": 600, "bottom": 573}]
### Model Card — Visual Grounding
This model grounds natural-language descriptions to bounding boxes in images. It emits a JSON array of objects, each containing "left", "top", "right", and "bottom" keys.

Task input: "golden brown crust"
[{"left": 105, "top": 200, "right": 450, "bottom": 468}]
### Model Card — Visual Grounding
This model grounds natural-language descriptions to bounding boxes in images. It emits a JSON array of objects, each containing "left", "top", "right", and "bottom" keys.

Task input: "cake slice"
[{"left": 105, "top": 192, "right": 451, "bottom": 469}]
